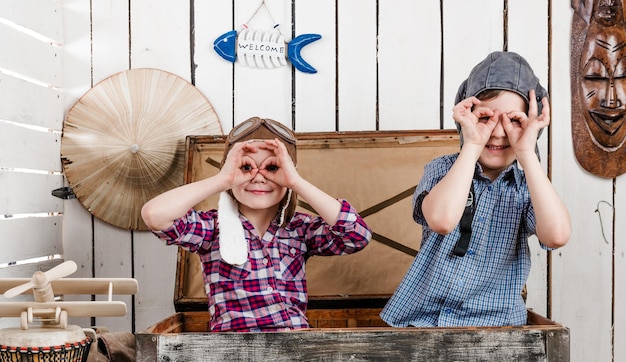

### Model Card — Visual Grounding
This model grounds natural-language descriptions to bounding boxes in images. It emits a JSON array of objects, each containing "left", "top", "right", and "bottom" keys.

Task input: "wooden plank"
[
  {"left": 550, "top": 1, "right": 614, "bottom": 361},
  {"left": 59, "top": 0, "right": 94, "bottom": 332},
  {"left": 442, "top": 0, "right": 503, "bottom": 130},
  {"left": 616, "top": 177, "right": 626, "bottom": 361},
  {"left": 89, "top": 0, "right": 134, "bottom": 334},
  {"left": 92, "top": 0, "right": 130, "bottom": 82},
  {"left": 0, "top": 25, "right": 61, "bottom": 87},
  {"left": 507, "top": 0, "right": 550, "bottom": 317},
  {"left": 133, "top": 234, "right": 177, "bottom": 331},
  {"left": 232, "top": 0, "right": 293, "bottom": 124},
  {"left": 307, "top": 308, "right": 387, "bottom": 328},
  {"left": 0, "top": 260, "right": 62, "bottom": 279},
  {"left": 94, "top": 219, "right": 134, "bottom": 332},
  {"left": 507, "top": 0, "right": 550, "bottom": 171},
  {"left": 0, "top": 172, "right": 63, "bottom": 214},
  {"left": 0, "top": 123, "right": 61, "bottom": 171},
  {"left": 337, "top": 0, "right": 377, "bottom": 131},
  {"left": 130, "top": 0, "right": 189, "bottom": 76},
  {"left": 293, "top": 0, "right": 336, "bottom": 132},
  {"left": 0, "top": 73, "right": 64, "bottom": 130},
  {"left": 0, "top": 0, "right": 63, "bottom": 43},
  {"left": 130, "top": 0, "right": 191, "bottom": 332},
  {"left": 193, "top": 1, "right": 233, "bottom": 132},
  {"left": 61, "top": 200, "right": 96, "bottom": 330},
  {"left": 0, "top": 217, "right": 62, "bottom": 264},
  {"left": 137, "top": 315, "right": 569, "bottom": 362},
  {"left": 378, "top": 0, "right": 441, "bottom": 130}
]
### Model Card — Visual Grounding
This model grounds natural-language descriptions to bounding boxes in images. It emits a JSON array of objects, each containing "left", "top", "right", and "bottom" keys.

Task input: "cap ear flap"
[
  {"left": 536, "top": 84, "right": 549, "bottom": 103},
  {"left": 454, "top": 79, "right": 468, "bottom": 141},
  {"left": 533, "top": 83, "right": 549, "bottom": 117},
  {"left": 455, "top": 79, "right": 469, "bottom": 105}
]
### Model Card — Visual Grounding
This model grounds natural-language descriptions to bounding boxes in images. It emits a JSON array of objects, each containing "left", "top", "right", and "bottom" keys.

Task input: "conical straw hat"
[{"left": 61, "top": 68, "right": 222, "bottom": 230}]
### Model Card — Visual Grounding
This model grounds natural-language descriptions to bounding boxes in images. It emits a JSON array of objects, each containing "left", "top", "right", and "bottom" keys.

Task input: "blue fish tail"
[{"left": 287, "top": 33, "right": 322, "bottom": 74}]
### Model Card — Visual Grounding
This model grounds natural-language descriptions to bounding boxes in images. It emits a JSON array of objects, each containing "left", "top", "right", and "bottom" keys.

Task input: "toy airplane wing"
[
  {"left": 0, "top": 261, "right": 138, "bottom": 330},
  {"left": 0, "top": 278, "right": 138, "bottom": 296},
  {"left": 0, "top": 301, "right": 127, "bottom": 318}
]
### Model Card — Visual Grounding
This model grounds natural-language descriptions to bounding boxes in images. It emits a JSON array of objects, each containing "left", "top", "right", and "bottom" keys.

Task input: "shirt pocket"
[
  {"left": 277, "top": 237, "right": 307, "bottom": 281},
  {"left": 216, "top": 261, "right": 251, "bottom": 281}
]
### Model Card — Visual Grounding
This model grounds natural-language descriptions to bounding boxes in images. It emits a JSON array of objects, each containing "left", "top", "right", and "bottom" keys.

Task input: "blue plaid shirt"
[{"left": 380, "top": 153, "right": 538, "bottom": 327}]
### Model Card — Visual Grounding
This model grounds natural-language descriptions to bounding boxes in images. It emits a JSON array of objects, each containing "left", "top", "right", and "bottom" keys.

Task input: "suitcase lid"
[{"left": 174, "top": 130, "right": 459, "bottom": 312}]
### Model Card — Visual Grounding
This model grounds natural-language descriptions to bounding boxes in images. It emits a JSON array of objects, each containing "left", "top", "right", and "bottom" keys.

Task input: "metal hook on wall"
[{"left": 594, "top": 200, "right": 614, "bottom": 244}]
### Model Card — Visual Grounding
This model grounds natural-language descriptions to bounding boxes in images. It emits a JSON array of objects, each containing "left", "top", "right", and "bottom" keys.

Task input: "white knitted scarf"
[{"left": 217, "top": 191, "right": 248, "bottom": 265}]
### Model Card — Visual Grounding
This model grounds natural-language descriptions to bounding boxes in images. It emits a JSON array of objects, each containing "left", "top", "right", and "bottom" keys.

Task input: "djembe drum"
[{"left": 0, "top": 325, "right": 94, "bottom": 362}]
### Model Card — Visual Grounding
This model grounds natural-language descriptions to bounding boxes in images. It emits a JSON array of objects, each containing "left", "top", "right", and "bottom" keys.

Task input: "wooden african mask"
[{"left": 571, "top": 0, "right": 626, "bottom": 178}]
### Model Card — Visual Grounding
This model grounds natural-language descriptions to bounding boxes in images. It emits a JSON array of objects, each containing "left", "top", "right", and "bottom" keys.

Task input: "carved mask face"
[{"left": 579, "top": 0, "right": 626, "bottom": 149}]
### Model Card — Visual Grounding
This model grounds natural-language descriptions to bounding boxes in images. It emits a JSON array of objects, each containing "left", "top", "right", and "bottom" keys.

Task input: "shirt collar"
[
  {"left": 240, "top": 214, "right": 281, "bottom": 235},
  {"left": 474, "top": 161, "right": 523, "bottom": 189}
]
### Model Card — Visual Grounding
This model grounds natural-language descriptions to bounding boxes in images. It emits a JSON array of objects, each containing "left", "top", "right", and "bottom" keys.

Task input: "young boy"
[
  {"left": 141, "top": 117, "right": 371, "bottom": 332},
  {"left": 380, "top": 51, "right": 571, "bottom": 327}
]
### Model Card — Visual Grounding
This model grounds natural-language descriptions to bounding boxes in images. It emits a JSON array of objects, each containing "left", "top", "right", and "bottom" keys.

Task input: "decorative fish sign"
[{"left": 213, "top": 28, "right": 322, "bottom": 74}]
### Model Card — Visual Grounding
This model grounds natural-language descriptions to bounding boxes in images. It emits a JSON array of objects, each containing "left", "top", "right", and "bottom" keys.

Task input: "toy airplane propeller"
[
  {"left": 0, "top": 260, "right": 138, "bottom": 330},
  {"left": 3, "top": 260, "right": 77, "bottom": 300}
]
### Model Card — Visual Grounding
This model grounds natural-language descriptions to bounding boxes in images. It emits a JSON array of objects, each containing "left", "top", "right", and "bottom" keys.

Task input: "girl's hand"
[
  {"left": 257, "top": 139, "right": 300, "bottom": 189},
  {"left": 502, "top": 89, "right": 550, "bottom": 158},
  {"left": 219, "top": 142, "right": 259, "bottom": 188},
  {"left": 453, "top": 96, "right": 498, "bottom": 148}
]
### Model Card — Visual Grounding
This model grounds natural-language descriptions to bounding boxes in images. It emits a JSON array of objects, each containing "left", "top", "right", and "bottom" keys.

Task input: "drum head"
[{"left": 0, "top": 325, "right": 92, "bottom": 361}]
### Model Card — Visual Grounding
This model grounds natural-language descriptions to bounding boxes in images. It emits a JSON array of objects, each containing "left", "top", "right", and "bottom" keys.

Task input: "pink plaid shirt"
[{"left": 152, "top": 199, "right": 371, "bottom": 332}]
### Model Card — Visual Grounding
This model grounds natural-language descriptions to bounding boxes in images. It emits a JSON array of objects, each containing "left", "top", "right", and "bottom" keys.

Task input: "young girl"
[{"left": 141, "top": 116, "right": 371, "bottom": 332}]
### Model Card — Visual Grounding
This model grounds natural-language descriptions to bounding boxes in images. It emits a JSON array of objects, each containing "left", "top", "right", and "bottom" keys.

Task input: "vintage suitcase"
[{"left": 136, "top": 130, "right": 569, "bottom": 361}]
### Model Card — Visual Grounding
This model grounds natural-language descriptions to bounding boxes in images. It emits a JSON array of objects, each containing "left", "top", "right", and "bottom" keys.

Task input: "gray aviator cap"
[{"left": 454, "top": 51, "right": 548, "bottom": 153}]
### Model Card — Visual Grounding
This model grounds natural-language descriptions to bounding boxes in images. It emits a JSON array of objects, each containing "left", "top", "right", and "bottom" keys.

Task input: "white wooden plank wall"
[
  {"left": 293, "top": 0, "right": 334, "bottom": 132},
  {"left": 508, "top": 0, "right": 550, "bottom": 318},
  {"left": 90, "top": 0, "right": 134, "bottom": 333},
  {"left": 0, "top": 1, "right": 624, "bottom": 361},
  {"left": 54, "top": 0, "right": 94, "bottom": 332},
  {"left": 378, "top": 0, "right": 440, "bottom": 131},
  {"left": 0, "top": 0, "right": 64, "bottom": 328},
  {"left": 551, "top": 1, "right": 617, "bottom": 361}
]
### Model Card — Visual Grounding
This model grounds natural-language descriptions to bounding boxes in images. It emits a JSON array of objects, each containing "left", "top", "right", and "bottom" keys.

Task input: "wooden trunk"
[
  {"left": 137, "top": 310, "right": 568, "bottom": 361},
  {"left": 136, "top": 131, "right": 569, "bottom": 361}
]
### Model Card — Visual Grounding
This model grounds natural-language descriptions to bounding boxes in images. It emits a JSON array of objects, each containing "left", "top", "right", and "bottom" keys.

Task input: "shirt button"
[
  {"left": 290, "top": 247, "right": 297, "bottom": 255},
  {"left": 262, "top": 258, "right": 269, "bottom": 265},
  {"left": 445, "top": 308, "right": 453, "bottom": 314},
  {"left": 266, "top": 286, "right": 273, "bottom": 292}
]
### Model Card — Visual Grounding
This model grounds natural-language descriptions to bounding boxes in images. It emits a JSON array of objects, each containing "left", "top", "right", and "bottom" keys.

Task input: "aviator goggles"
[{"left": 227, "top": 117, "right": 296, "bottom": 145}]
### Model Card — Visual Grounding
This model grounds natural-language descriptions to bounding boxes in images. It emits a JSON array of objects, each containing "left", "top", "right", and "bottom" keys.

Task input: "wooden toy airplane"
[{"left": 0, "top": 260, "right": 137, "bottom": 330}]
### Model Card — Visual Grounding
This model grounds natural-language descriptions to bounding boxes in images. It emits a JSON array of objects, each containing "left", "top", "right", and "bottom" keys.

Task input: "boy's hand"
[
  {"left": 219, "top": 142, "right": 260, "bottom": 188},
  {"left": 502, "top": 89, "right": 550, "bottom": 158},
  {"left": 453, "top": 96, "right": 499, "bottom": 148},
  {"left": 257, "top": 139, "right": 299, "bottom": 189}
]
